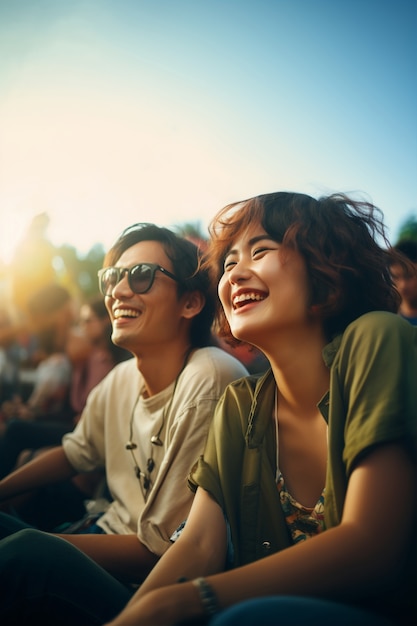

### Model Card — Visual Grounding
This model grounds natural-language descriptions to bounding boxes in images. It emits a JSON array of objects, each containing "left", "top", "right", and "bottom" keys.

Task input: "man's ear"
[{"left": 181, "top": 291, "right": 206, "bottom": 319}]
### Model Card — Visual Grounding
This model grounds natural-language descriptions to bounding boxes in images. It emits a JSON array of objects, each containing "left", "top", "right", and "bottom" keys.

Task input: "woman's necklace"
[
  {"left": 125, "top": 348, "right": 193, "bottom": 502},
  {"left": 274, "top": 386, "right": 280, "bottom": 482}
]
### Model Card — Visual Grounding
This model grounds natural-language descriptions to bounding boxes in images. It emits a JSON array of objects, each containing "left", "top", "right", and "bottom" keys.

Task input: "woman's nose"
[{"left": 227, "top": 259, "right": 251, "bottom": 283}]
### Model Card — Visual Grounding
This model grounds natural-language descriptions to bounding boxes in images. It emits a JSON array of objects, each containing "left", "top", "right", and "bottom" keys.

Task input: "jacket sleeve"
[{"left": 333, "top": 311, "right": 417, "bottom": 476}]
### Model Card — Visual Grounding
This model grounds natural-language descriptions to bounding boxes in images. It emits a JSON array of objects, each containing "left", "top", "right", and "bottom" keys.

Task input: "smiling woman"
[
  {"left": 218, "top": 229, "right": 310, "bottom": 352},
  {"left": 210, "top": 192, "right": 401, "bottom": 342}
]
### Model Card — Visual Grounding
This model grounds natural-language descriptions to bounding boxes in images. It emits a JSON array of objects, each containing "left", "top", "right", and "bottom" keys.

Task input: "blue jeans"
[
  {"left": 0, "top": 520, "right": 133, "bottom": 624},
  {"left": 209, "top": 597, "right": 396, "bottom": 626}
]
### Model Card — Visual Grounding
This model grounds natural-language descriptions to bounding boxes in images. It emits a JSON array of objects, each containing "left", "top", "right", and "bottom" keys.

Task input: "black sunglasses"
[{"left": 98, "top": 263, "right": 180, "bottom": 297}]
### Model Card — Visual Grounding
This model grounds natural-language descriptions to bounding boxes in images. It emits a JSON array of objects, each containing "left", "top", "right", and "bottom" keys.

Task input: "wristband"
[{"left": 192, "top": 577, "right": 220, "bottom": 617}]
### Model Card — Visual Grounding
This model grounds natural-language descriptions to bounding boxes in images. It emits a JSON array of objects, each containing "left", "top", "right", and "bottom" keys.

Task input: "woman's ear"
[{"left": 181, "top": 291, "right": 206, "bottom": 319}]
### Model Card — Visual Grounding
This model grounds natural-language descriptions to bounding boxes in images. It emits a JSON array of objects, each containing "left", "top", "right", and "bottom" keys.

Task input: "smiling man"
[{"left": 0, "top": 223, "right": 247, "bottom": 625}]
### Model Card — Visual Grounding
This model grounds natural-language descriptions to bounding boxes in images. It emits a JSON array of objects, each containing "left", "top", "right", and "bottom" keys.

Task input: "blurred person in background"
[
  {"left": 67, "top": 295, "right": 131, "bottom": 422},
  {"left": 9, "top": 213, "right": 57, "bottom": 320},
  {"left": 0, "top": 284, "right": 74, "bottom": 430},
  {"left": 0, "top": 295, "right": 130, "bottom": 529},
  {"left": 0, "top": 307, "right": 23, "bottom": 403},
  {"left": 0, "top": 304, "right": 41, "bottom": 404},
  {"left": 390, "top": 239, "right": 417, "bottom": 326}
]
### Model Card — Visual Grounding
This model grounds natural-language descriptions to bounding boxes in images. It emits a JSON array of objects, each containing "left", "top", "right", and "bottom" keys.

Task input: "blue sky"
[{"left": 0, "top": 0, "right": 416, "bottom": 262}]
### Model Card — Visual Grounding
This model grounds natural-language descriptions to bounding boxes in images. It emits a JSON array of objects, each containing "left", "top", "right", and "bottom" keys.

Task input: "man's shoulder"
[
  {"left": 174, "top": 346, "right": 248, "bottom": 399},
  {"left": 83, "top": 356, "right": 140, "bottom": 410},
  {"left": 191, "top": 346, "right": 249, "bottom": 377}
]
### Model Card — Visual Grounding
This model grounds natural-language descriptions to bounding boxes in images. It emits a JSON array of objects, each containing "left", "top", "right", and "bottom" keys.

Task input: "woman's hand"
[{"left": 105, "top": 489, "right": 227, "bottom": 625}]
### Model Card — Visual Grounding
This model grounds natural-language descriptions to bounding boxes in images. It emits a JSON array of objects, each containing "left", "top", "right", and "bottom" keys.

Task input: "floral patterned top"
[{"left": 276, "top": 472, "right": 325, "bottom": 543}]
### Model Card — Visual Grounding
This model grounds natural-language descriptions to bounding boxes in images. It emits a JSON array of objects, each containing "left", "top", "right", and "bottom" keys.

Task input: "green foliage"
[
  {"left": 175, "top": 221, "right": 207, "bottom": 240},
  {"left": 54, "top": 242, "right": 105, "bottom": 299},
  {"left": 397, "top": 214, "right": 417, "bottom": 243},
  {"left": 174, "top": 221, "right": 209, "bottom": 252}
]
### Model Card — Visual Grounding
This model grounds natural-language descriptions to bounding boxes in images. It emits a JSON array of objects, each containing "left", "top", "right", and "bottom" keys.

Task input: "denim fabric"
[{"left": 209, "top": 597, "right": 397, "bottom": 626}]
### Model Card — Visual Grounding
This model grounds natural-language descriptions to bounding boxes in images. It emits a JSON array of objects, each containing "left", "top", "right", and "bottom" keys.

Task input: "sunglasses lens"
[
  {"left": 100, "top": 268, "right": 119, "bottom": 295},
  {"left": 129, "top": 264, "right": 153, "bottom": 293}
]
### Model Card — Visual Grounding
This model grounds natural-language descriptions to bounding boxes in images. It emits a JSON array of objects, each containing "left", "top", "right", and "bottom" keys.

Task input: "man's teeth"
[
  {"left": 114, "top": 309, "right": 140, "bottom": 319},
  {"left": 233, "top": 293, "right": 264, "bottom": 307}
]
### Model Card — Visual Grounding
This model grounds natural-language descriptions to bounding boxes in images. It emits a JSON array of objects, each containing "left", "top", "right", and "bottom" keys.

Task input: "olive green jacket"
[{"left": 190, "top": 311, "right": 417, "bottom": 621}]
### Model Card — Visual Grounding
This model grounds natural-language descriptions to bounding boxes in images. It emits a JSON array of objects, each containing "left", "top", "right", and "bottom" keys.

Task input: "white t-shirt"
[{"left": 62, "top": 346, "right": 247, "bottom": 555}]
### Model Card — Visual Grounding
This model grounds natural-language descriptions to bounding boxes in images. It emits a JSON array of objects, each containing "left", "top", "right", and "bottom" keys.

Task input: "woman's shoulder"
[
  {"left": 343, "top": 311, "right": 416, "bottom": 343},
  {"left": 349, "top": 310, "right": 412, "bottom": 329},
  {"left": 324, "top": 311, "right": 416, "bottom": 369},
  {"left": 325, "top": 311, "right": 417, "bottom": 376}
]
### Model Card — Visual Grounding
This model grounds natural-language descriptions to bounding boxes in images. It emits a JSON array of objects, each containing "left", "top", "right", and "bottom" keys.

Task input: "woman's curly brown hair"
[{"left": 205, "top": 191, "right": 403, "bottom": 342}]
